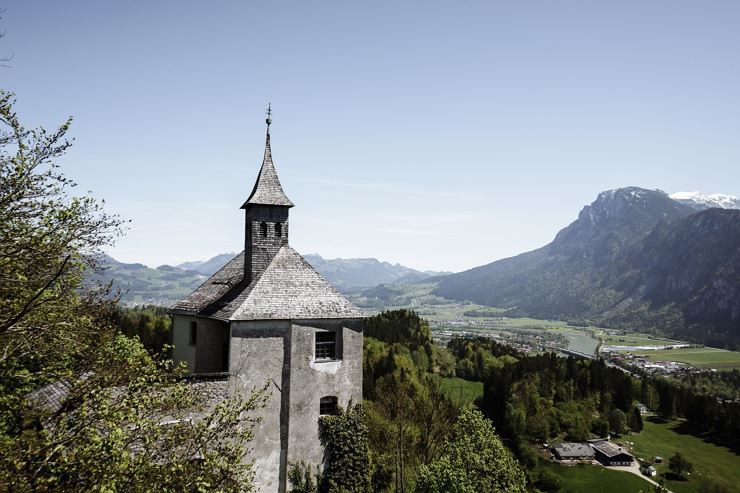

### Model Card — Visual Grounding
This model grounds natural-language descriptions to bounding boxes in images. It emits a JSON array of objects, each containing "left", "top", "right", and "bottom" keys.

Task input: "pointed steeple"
[{"left": 241, "top": 105, "right": 294, "bottom": 208}]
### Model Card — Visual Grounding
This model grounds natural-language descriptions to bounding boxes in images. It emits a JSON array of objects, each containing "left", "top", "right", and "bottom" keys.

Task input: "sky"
[{"left": 2, "top": 1, "right": 740, "bottom": 272}]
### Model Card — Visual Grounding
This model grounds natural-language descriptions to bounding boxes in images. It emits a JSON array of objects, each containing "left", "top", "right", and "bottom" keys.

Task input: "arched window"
[
  {"left": 259, "top": 221, "right": 267, "bottom": 237},
  {"left": 275, "top": 222, "right": 282, "bottom": 237}
]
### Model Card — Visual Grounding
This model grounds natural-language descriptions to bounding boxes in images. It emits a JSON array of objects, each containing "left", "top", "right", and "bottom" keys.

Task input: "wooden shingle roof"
[
  {"left": 240, "top": 132, "right": 294, "bottom": 208},
  {"left": 171, "top": 246, "right": 364, "bottom": 321}
]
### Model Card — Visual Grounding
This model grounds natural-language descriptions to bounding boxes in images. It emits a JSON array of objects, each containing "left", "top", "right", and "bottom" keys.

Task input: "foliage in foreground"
[
  {"left": 0, "top": 90, "right": 263, "bottom": 491},
  {"left": 414, "top": 406, "right": 526, "bottom": 493},
  {"left": 319, "top": 403, "right": 371, "bottom": 493}
]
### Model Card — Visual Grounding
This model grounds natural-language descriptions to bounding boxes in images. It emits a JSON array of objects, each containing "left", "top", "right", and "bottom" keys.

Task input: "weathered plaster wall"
[
  {"left": 227, "top": 318, "right": 362, "bottom": 492},
  {"left": 194, "top": 318, "right": 229, "bottom": 373},
  {"left": 287, "top": 320, "right": 363, "bottom": 472},
  {"left": 171, "top": 315, "right": 196, "bottom": 373},
  {"left": 172, "top": 315, "right": 229, "bottom": 374},
  {"left": 230, "top": 320, "right": 292, "bottom": 493}
]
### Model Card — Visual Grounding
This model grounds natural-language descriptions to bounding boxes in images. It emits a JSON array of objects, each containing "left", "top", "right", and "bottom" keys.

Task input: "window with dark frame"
[
  {"left": 315, "top": 331, "right": 336, "bottom": 360},
  {"left": 319, "top": 396, "right": 338, "bottom": 416},
  {"left": 189, "top": 321, "right": 197, "bottom": 346},
  {"left": 259, "top": 221, "right": 267, "bottom": 237},
  {"left": 275, "top": 222, "right": 282, "bottom": 237}
]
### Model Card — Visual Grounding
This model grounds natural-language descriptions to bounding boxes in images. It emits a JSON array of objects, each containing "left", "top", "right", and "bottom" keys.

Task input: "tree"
[
  {"left": 413, "top": 375, "right": 458, "bottom": 465},
  {"left": 668, "top": 451, "right": 693, "bottom": 479},
  {"left": 628, "top": 405, "right": 643, "bottom": 432},
  {"left": 367, "top": 357, "right": 421, "bottom": 493},
  {"left": 608, "top": 408, "right": 627, "bottom": 436},
  {"left": 415, "top": 407, "right": 526, "bottom": 493},
  {"left": 0, "top": 91, "right": 264, "bottom": 491}
]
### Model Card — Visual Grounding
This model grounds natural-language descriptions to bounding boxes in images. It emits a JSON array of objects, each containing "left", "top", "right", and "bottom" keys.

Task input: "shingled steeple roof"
[{"left": 241, "top": 117, "right": 294, "bottom": 208}]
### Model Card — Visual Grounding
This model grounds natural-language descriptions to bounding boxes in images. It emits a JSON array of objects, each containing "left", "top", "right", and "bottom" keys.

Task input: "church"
[{"left": 169, "top": 109, "right": 364, "bottom": 492}]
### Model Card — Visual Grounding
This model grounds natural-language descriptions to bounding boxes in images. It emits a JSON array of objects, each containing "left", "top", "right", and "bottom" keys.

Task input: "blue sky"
[{"left": 3, "top": 1, "right": 739, "bottom": 271}]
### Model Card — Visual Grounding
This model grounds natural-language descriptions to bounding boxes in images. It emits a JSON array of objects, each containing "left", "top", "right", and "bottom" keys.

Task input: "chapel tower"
[{"left": 241, "top": 105, "right": 293, "bottom": 284}]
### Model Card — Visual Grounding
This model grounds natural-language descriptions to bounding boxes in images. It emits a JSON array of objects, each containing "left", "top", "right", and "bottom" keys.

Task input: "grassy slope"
[
  {"left": 436, "top": 376, "right": 483, "bottom": 406},
  {"left": 543, "top": 463, "right": 651, "bottom": 493},
  {"left": 629, "top": 418, "right": 740, "bottom": 493}
]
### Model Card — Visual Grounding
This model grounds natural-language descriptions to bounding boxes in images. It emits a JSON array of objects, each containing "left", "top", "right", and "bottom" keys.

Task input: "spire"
[{"left": 241, "top": 105, "right": 294, "bottom": 208}]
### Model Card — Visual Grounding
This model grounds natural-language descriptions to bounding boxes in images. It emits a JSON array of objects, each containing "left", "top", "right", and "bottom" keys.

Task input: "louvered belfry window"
[{"left": 315, "top": 331, "right": 336, "bottom": 360}]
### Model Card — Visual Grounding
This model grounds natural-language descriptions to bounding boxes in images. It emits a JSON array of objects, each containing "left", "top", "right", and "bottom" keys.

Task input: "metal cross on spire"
[{"left": 265, "top": 103, "right": 273, "bottom": 128}]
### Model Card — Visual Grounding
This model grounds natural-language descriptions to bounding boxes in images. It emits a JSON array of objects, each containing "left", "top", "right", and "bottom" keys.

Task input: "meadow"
[
  {"left": 437, "top": 376, "right": 484, "bottom": 405},
  {"left": 629, "top": 418, "right": 740, "bottom": 493},
  {"left": 602, "top": 333, "right": 680, "bottom": 347},
  {"left": 541, "top": 463, "right": 652, "bottom": 493}
]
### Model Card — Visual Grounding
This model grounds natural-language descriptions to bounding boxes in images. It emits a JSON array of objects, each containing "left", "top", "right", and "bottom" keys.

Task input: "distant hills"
[
  {"left": 303, "top": 254, "right": 448, "bottom": 292},
  {"left": 433, "top": 187, "right": 740, "bottom": 349},
  {"left": 94, "top": 252, "right": 442, "bottom": 306},
  {"left": 176, "top": 253, "right": 238, "bottom": 276}
]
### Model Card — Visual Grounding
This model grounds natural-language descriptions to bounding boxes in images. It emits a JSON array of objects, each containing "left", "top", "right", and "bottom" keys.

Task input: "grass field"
[
  {"left": 629, "top": 347, "right": 740, "bottom": 369},
  {"left": 436, "top": 376, "right": 483, "bottom": 405},
  {"left": 603, "top": 333, "right": 680, "bottom": 346},
  {"left": 629, "top": 418, "right": 740, "bottom": 493},
  {"left": 542, "top": 463, "right": 651, "bottom": 493}
]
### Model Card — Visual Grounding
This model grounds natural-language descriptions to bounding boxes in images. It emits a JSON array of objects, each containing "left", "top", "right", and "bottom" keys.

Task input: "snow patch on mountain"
[{"left": 670, "top": 191, "right": 740, "bottom": 210}]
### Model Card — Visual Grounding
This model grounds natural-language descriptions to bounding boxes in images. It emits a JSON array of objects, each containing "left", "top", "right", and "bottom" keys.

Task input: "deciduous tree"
[{"left": 415, "top": 407, "right": 526, "bottom": 493}]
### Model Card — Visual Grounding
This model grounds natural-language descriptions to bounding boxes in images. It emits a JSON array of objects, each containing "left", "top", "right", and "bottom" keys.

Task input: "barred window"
[
  {"left": 315, "top": 331, "right": 336, "bottom": 360},
  {"left": 275, "top": 222, "right": 282, "bottom": 237},
  {"left": 259, "top": 221, "right": 267, "bottom": 237},
  {"left": 320, "top": 396, "right": 338, "bottom": 416}
]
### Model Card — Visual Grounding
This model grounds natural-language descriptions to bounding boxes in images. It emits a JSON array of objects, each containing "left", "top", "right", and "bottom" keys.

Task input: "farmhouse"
[
  {"left": 590, "top": 440, "right": 635, "bottom": 466},
  {"left": 169, "top": 110, "right": 364, "bottom": 492},
  {"left": 552, "top": 442, "right": 595, "bottom": 461}
]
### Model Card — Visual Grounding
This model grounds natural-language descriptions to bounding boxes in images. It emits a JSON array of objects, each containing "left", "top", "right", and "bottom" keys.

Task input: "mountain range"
[
  {"left": 432, "top": 187, "right": 740, "bottom": 349},
  {"left": 94, "top": 252, "right": 443, "bottom": 306}
]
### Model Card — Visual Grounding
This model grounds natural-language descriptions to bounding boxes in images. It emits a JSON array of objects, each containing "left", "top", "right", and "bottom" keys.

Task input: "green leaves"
[
  {"left": 415, "top": 407, "right": 526, "bottom": 493},
  {"left": 318, "top": 403, "right": 370, "bottom": 493}
]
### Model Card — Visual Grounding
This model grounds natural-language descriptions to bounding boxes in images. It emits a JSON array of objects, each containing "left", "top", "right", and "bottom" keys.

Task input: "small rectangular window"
[
  {"left": 189, "top": 321, "right": 197, "bottom": 346},
  {"left": 320, "top": 396, "right": 338, "bottom": 416},
  {"left": 315, "top": 331, "right": 336, "bottom": 360}
]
